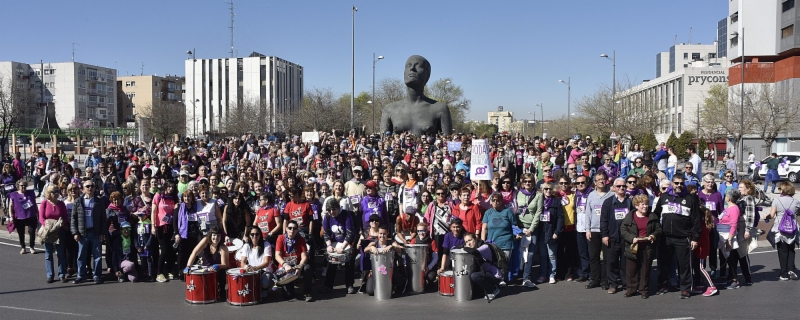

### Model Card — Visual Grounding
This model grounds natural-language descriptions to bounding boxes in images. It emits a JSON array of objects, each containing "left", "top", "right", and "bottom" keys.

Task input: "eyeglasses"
[
  {"left": 501, "top": 181, "right": 512, "bottom": 184},
  {"left": 435, "top": 192, "right": 445, "bottom": 196},
  {"left": 286, "top": 226, "right": 297, "bottom": 231},
  {"left": 576, "top": 181, "right": 586, "bottom": 185},
  {"left": 635, "top": 161, "right": 642, "bottom": 164},
  {"left": 626, "top": 181, "right": 636, "bottom": 184},
  {"left": 672, "top": 181, "right": 685, "bottom": 186},
  {"left": 543, "top": 169, "right": 551, "bottom": 173},
  {"left": 249, "top": 233, "right": 260, "bottom": 237},
  {"left": 370, "top": 220, "right": 380, "bottom": 223},
  {"left": 568, "top": 167, "right": 576, "bottom": 171},
  {"left": 523, "top": 180, "right": 534, "bottom": 183},
  {"left": 660, "top": 187, "right": 668, "bottom": 191},
  {"left": 614, "top": 184, "right": 625, "bottom": 188},
  {"left": 84, "top": 184, "right": 94, "bottom": 188},
  {"left": 559, "top": 182, "right": 569, "bottom": 185},
  {"left": 543, "top": 188, "right": 552, "bottom": 191},
  {"left": 416, "top": 230, "right": 427, "bottom": 233},
  {"left": 725, "top": 175, "right": 733, "bottom": 178}
]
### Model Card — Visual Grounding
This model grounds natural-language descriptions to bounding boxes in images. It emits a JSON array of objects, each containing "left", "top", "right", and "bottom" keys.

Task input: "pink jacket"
[{"left": 424, "top": 200, "right": 456, "bottom": 236}]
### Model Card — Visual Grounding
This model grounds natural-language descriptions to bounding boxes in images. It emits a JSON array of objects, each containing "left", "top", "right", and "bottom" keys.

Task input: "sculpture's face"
[{"left": 404, "top": 55, "right": 430, "bottom": 86}]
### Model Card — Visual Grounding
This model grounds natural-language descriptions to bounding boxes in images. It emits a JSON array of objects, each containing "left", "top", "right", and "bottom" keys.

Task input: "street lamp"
[
  {"left": 372, "top": 53, "right": 384, "bottom": 134},
  {"left": 600, "top": 51, "right": 616, "bottom": 130},
  {"left": 535, "top": 103, "right": 544, "bottom": 138},
  {"left": 187, "top": 49, "right": 197, "bottom": 137},
  {"left": 732, "top": 29, "right": 745, "bottom": 172},
  {"left": 559, "top": 77, "right": 571, "bottom": 137},
  {"left": 350, "top": 6, "right": 357, "bottom": 131}
]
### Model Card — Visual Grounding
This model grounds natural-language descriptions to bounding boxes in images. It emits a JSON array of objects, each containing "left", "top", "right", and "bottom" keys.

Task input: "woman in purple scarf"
[{"left": 173, "top": 189, "right": 200, "bottom": 280}]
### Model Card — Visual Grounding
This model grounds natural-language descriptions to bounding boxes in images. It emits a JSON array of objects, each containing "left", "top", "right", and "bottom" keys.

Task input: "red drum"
[
  {"left": 439, "top": 271, "right": 455, "bottom": 296},
  {"left": 226, "top": 268, "right": 260, "bottom": 306},
  {"left": 186, "top": 268, "right": 218, "bottom": 304},
  {"left": 227, "top": 239, "right": 244, "bottom": 268}
]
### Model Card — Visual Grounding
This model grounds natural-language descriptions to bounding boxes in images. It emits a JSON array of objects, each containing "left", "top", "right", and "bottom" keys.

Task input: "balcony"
[
  {"left": 88, "top": 88, "right": 98, "bottom": 95},
  {"left": 88, "top": 101, "right": 98, "bottom": 107}
]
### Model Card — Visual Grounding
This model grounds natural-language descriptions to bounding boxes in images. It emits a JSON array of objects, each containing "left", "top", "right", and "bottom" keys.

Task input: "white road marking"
[
  {"left": 0, "top": 305, "right": 91, "bottom": 317},
  {"left": 654, "top": 318, "right": 695, "bottom": 320}
]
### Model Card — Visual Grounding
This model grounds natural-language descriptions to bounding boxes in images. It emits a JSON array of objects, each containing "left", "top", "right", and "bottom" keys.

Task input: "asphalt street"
[{"left": 0, "top": 231, "right": 796, "bottom": 320}]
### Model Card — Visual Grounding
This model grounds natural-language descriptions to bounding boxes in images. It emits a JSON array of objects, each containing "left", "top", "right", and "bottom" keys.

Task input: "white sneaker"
[
  {"left": 523, "top": 280, "right": 536, "bottom": 288},
  {"left": 549, "top": 277, "right": 557, "bottom": 284},
  {"left": 498, "top": 281, "right": 507, "bottom": 288},
  {"left": 790, "top": 271, "right": 798, "bottom": 280}
]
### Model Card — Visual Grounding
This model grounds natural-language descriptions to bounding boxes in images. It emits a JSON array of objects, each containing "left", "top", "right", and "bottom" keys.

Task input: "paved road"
[{"left": 0, "top": 233, "right": 797, "bottom": 320}]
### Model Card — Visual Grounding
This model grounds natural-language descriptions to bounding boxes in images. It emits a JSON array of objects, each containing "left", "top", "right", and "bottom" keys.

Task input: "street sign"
[
  {"left": 573, "top": 134, "right": 580, "bottom": 141},
  {"left": 610, "top": 131, "right": 618, "bottom": 140}
]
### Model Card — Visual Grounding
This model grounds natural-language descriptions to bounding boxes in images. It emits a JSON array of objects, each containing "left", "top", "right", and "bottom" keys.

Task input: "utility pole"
[
  {"left": 350, "top": 6, "right": 357, "bottom": 131},
  {"left": 72, "top": 43, "right": 80, "bottom": 62},
  {"left": 227, "top": 0, "right": 235, "bottom": 58}
]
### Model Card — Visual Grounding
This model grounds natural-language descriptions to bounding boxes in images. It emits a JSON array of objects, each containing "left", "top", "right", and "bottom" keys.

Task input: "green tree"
[
  {"left": 462, "top": 122, "right": 497, "bottom": 137},
  {"left": 666, "top": 132, "right": 678, "bottom": 152},
  {"left": 677, "top": 131, "right": 695, "bottom": 159},
  {"left": 425, "top": 78, "right": 471, "bottom": 134},
  {"left": 638, "top": 132, "right": 658, "bottom": 152}
]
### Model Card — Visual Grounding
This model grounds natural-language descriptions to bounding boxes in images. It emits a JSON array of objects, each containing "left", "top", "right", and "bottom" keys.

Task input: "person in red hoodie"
[
  {"left": 691, "top": 207, "right": 717, "bottom": 297},
  {"left": 452, "top": 187, "right": 482, "bottom": 237}
]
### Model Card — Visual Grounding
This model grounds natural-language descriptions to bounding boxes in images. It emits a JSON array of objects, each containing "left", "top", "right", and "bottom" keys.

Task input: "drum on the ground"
[
  {"left": 226, "top": 268, "right": 260, "bottom": 306},
  {"left": 325, "top": 247, "right": 353, "bottom": 265},
  {"left": 185, "top": 267, "right": 218, "bottom": 304},
  {"left": 451, "top": 248, "right": 474, "bottom": 301},
  {"left": 227, "top": 239, "right": 243, "bottom": 268},
  {"left": 438, "top": 271, "right": 455, "bottom": 296}
]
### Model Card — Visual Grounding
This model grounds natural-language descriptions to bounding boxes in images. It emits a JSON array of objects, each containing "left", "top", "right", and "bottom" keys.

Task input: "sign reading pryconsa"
[
  {"left": 470, "top": 139, "right": 493, "bottom": 181},
  {"left": 687, "top": 70, "right": 728, "bottom": 86}
]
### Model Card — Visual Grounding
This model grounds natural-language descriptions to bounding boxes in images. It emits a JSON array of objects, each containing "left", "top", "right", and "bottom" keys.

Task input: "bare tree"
[
  {"left": 576, "top": 78, "right": 663, "bottom": 141},
  {"left": 140, "top": 100, "right": 186, "bottom": 141},
  {"left": 699, "top": 84, "right": 754, "bottom": 158},
  {"left": 219, "top": 98, "right": 264, "bottom": 137},
  {"left": 294, "top": 87, "right": 348, "bottom": 133},
  {"left": 67, "top": 117, "right": 93, "bottom": 129},
  {"left": 0, "top": 76, "right": 35, "bottom": 153},
  {"left": 748, "top": 82, "right": 800, "bottom": 154}
]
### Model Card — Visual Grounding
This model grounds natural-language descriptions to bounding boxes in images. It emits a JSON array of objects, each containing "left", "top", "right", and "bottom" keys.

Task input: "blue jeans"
[
  {"left": 666, "top": 167, "right": 675, "bottom": 181},
  {"left": 537, "top": 231, "right": 557, "bottom": 279},
  {"left": 44, "top": 231, "right": 66, "bottom": 280},
  {"left": 576, "top": 231, "right": 591, "bottom": 278},
  {"left": 764, "top": 169, "right": 779, "bottom": 192},
  {"left": 521, "top": 235, "right": 538, "bottom": 281},
  {"left": 77, "top": 230, "right": 103, "bottom": 280}
]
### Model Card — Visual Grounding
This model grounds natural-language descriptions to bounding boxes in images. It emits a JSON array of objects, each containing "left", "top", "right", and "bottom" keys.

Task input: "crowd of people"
[{"left": 1, "top": 130, "right": 797, "bottom": 304}]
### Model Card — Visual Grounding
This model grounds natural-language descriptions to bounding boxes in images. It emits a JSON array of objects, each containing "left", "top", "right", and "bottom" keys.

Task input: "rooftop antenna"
[
  {"left": 227, "top": 0, "right": 235, "bottom": 58},
  {"left": 688, "top": 27, "right": 693, "bottom": 44},
  {"left": 140, "top": 62, "right": 145, "bottom": 75},
  {"left": 72, "top": 43, "right": 80, "bottom": 62},
  {"left": 674, "top": 35, "right": 677, "bottom": 46}
]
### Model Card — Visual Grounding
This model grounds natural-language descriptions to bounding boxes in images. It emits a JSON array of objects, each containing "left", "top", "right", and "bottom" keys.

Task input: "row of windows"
[{"left": 125, "top": 81, "right": 136, "bottom": 87}]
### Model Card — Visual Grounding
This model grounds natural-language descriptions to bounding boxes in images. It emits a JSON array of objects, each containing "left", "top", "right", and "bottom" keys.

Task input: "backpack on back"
[
  {"left": 485, "top": 241, "right": 509, "bottom": 271},
  {"left": 777, "top": 199, "right": 798, "bottom": 235}
]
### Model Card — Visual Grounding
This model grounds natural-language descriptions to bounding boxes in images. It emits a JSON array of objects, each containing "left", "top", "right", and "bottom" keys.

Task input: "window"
[
  {"left": 98, "top": 97, "right": 105, "bottom": 103},
  {"left": 78, "top": 82, "right": 85, "bottom": 89},
  {"left": 125, "top": 81, "right": 136, "bottom": 87},
  {"left": 126, "top": 92, "right": 136, "bottom": 99},
  {"left": 43, "top": 69, "right": 55, "bottom": 75},
  {"left": 782, "top": 25, "right": 794, "bottom": 39},
  {"left": 77, "top": 69, "right": 86, "bottom": 75},
  {"left": 784, "top": 0, "right": 795, "bottom": 12},
  {"left": 683, "top": 52, "right": 688, "bottom": 59},
  {"left": 155, "top": 82, "right": 160, "bottom": 87},
  {"left": 691, "top": 53, "right": 700, "bottom": 60},
  {"left": 731, "top": 12, "right": 738, "bottom": 23},
  {"left": 678, "top": 113, "right": 682, "bottom": 133},
  {"left": 709, "top": 53, "right": 716, "bottom": 59},
  {"left": 99, "top": 109, "right": 106, "bottom": 115},
  {"left": 79, "top": 108, "right": 85, "bottom": 114}
]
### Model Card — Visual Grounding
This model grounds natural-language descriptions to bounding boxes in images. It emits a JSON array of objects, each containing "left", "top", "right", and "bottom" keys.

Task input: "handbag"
[
  {"left": 630, "top": 242, "right": 638, "bottom": 255},
  {"left": 777, "top": 199, "right": 798, "bottom": 235}
]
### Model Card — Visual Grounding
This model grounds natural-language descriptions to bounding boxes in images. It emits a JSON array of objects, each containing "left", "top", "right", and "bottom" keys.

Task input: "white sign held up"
[{"left": 470, "top": 139, "right": 493, "bottom": 181}]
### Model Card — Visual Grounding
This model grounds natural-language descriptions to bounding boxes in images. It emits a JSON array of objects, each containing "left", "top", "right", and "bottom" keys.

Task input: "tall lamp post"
[
  {"left": 527, "top": 111, "right": 534, "bottom": 138},
  {"left": 350, "top": 6, "right": 357, "bottom": 131},
  {"left": 732, "top": 29, "right": 745, "bottom": 172},
  {"left": 559, "top": 77, "right": 571, "bottom": 137},
  {"left": 372, "top": 53, "right": 384, "bottom": 134},
  {"left": 535, "top": 103, "right": 544, "bottom": 138},
  {"left": 187, "top": 49, "right": 196, "bottom": 137},
  {"left": 600, "top": 51, "right": 616, "bottom": 130}
]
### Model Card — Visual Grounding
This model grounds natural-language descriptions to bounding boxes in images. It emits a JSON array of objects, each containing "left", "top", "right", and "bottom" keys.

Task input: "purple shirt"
[
  {"left": 10, "top": 190, "right": 37, "bottom": 220},
  {"left": 360, "top": 195, "right": 387, "bottom": 231},
  {"left": 698, "top": 190, "right": 724, "bottom": 222},
  {"left": 477, "top": 244, "right": 502, "bottom": 279},
  {"left": 442, "top": 232, "right": 465, "bottom": 251}
]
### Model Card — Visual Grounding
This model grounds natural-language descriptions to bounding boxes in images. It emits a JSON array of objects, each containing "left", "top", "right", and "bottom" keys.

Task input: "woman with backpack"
[
  {"left": 462, "top": 232, "right": 503, "bottom": 302},
  {"left": 766, "top": 181, "right": 800, "bottom": 281}
]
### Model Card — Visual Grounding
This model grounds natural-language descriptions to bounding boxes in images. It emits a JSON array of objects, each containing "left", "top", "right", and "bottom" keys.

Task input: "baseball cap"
[
  {"left": 365, "top": 180, "right": 378, "bottom": 189},
  {"left": 179, "top": 170, "right": 189, "bottom": 176},
  {"left": 121, "top": 221, "right": 132, "bottom": 229},
  {"left": 91, "top": 148, "right": 99, "bottom": 154},
  {"left": 368, "top": 214, "right": 382, "bottom": 223},
  {"left": 352, "top": 166, "right": 363, "bottom": 172}
]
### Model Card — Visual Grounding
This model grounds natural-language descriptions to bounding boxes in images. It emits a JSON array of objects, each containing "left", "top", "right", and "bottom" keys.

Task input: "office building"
[
  {"left": 184, "top": 51, "right": 303, "bottom": 136},
  {"left": 487, "top": 110, "right": 514, "bottom": 133},
  {"left": 117, "top": 75, "right": 184, "bottom": 127},
  {"left": 0, "top": 61, "right": 117, "bottom": 128}
]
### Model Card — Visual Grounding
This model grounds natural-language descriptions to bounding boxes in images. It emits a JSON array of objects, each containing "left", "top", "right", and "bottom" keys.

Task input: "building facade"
[
  {"left": 726, "top": 0, "right": 800, "bottom": 158},
  {"left": 184, "top": 52, "right": 303, "bottom": 136},
  {"left": 0, "top": 61, "right": 117, "bottom": 128},
  {"left": 619, "top": 42, "right": 729, "bottom": 143},
  {"left": 116, "top": 75, "right": 184, "bottom": 127},
  {"left": 487, "top": 111, "right": 514, "bottom": 133}
]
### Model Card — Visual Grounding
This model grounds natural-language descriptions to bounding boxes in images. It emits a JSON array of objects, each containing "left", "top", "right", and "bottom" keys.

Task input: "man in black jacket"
[
  {"left": 600, "top": 178, "right": 633, "bottom": 294},
  {"left": 70, "top": 180, "right": 110, "bottom": 284},
  {"left": 652, "top": 175, "right": 702, "bottom": 299}
]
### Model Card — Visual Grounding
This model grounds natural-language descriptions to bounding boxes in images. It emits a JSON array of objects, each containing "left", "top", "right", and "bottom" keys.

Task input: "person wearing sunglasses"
[
  {"left": 424, "top": 186, "right": 453, "bottom": 251},
  {"left": 404, "top": 221, "right": 440, "bottom": 288},
  {"left": 321, "top": 198, "right": 356, "bottom": 294},
  {"left": 597, "top": 155, "right": 619, "bottom": 182},
  {"left": 599, "top": 178, "right": 634, "bottom": 294},
  {"left": 718, "top": 170, "right": 738, "bottom": 197},
  {"left": 652, "top": 175, "right": 701, "bottom": 299},
  {"left": 556, "top": 176, "right": 580, "bottom": 282},
  {"left": 275, "top": 220, "right": 314, "bottom": 302},
  {"left": 584, "top": 171, "right": 613, "bottom": 290},
  {"left": 624, "top": 176, "right": 643, "bottom": 197},
  {"left": 70, "top": 180, "right": 110, "bottom": 284},
  {"left": 573, "top": 174, "right": 593, "bottom": 283},
  {"left": 698, "top": 174, "right": 724, "bottom": 280},
  {"left": 515, "top": 173, "right": 542, "bottom": 287},
  {"left": 536, "top": 182, "right": 564, "bottom": 285},
  {"left": 630, "top": 158, "right": 645, "bottom": 178},
  {"left": 481, "top": 193, "right": 516, "bottom": 287}
]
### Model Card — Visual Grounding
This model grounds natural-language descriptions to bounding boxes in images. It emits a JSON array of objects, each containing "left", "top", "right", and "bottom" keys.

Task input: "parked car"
[{"left": 753, "top": 152, "right": 800, "bottom": 183}]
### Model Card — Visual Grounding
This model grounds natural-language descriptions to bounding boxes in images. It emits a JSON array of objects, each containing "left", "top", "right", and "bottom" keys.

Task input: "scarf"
[
  {"left": 177, "top": 203, "right": 189, "bottom": 239},
  {"left": 666, "top": 185, "right": 688, "bottom": 197},
  {"left": 520, "top": 188, "right": 534, "bottom": 197},
  {"left": 285, "top": 235, "right": 296, "bottom": 254},
  {"left": 576, "top": 187, "right": 593, "bottom": 199}
]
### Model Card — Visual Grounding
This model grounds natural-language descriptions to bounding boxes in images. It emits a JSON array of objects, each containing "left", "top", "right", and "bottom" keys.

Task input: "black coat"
[{"left": 620, "top": 211, "right": 662, "bottom": 260}]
